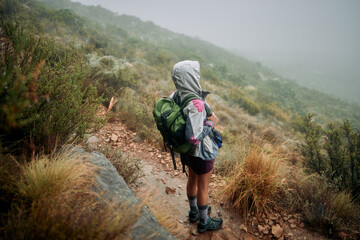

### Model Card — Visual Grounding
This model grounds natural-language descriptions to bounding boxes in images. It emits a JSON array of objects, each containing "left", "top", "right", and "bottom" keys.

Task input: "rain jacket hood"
[
  {"left": 169, "top": 60, "right": 218, "bottom": 161},
  {"left": 171, "top": 60, "right": 210, "bottom": 100}
]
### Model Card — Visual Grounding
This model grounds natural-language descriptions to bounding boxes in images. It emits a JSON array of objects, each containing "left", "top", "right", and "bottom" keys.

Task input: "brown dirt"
[{"left": 90, "top": 119, "right": 330, "bottom": 240}]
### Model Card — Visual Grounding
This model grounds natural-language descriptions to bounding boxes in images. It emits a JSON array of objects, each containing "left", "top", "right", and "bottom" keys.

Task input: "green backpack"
[{"left": 153, "top": 91, "right": 199, "bottom": 169}]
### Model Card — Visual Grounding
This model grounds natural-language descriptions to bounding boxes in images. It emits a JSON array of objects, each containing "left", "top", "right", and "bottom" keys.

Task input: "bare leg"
[
  {"left": 187, "top": 167, "right": 198, "bottom": 196},
  {"left": 197, "top": 169, "right": 213, "bottom": 206}
]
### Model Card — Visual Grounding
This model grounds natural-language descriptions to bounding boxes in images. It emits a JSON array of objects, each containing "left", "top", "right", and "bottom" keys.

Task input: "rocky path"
[{"left": 88, "top": 119, "right": 329, "bottom": 240}]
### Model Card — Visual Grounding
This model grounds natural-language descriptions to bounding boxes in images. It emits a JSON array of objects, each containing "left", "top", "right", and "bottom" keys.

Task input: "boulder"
[{"left": 68, "top": 146, "right": 175, "bottom": 240}]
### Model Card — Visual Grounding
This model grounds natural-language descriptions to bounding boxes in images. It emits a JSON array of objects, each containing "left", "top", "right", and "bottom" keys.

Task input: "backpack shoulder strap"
[{"left": 180, "top": 94, "right": 200, "bottom": 109}]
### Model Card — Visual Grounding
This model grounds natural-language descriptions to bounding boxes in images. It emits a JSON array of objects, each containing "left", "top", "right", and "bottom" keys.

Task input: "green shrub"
[
  {"left": 300, "top": 114, "right": 326, "bottom": 175},
  {"left": 300, "top": 114, "right": 360, "bottom": 199},
  {"left": 0, "top": 20, "right": 103, "bottom": 153},
  {"left": 260, "top": 102, "right": 290, "bottom": 123},
  {"left": 90, "top": 55, "right": 139, "bottom": 102},
  {"left": 114, "top": 88, "right": 161, "bottom": 144},
  {"left": 201, "top": 68, "right": 221, "bottom": 84},
  {"left": 228, "top": 88, "right": 260, "bottom": 115}
]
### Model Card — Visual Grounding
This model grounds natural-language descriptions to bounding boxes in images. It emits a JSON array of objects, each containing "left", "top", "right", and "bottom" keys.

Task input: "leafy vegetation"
[
  {"left": 300, "top": 114, "right": 360, "bottom": 198},
  {"left": 0, "top": 19, "right": 103, "bottom": 153},
  {"left": 1, "top": 0, "right": 360, "bottom": 239}
]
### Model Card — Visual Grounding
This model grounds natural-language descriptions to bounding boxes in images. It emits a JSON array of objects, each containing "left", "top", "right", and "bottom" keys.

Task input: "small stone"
[
  {"left": 271, "top": 224, "right": 283, "bottom": 238},
  {"left": 133, "top": 135, "right": 141, "bottom": 142},
  {"left": 111, "top": 134, "right": 118, "bottom": 142},
  {"left": 258, "top": 225, "right": 266, "bottom": 233},
  {"left": 165, "top": 186, "right": 176, "bottom": 194},
  {"left": 240, "top": 224, "right": 247, "bottom": 232},
  {"left": 244, "top": 233, "right": 258, "bottom": 240},
  {"left": 86, "top": 135, "right": 99, "bottom": 146},
  {"left": 288, "top": 219, "right": 296, "bottom": 224},
  {"left": 290, "top": 223, "right": 297, "bottom": 229},
  {"left": 299, "top": 222, "right": 305, "bottom": 228},
  {"left": 190, "top": 227, "right": 198, "bottom": 236},
  {"left": 269, "top": 214, "right": 277, "bottom": 221},
  {"left": 287, "top": 232, "right": 293, "bottom": 237},
  {"left": 279, "top": 217, "right": 284, "bottom": 224}
]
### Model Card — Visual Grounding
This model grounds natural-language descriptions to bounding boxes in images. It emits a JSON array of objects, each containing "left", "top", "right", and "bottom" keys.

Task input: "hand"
[{"left": 207, "top": 113, "right": 219, "bottom": 125}]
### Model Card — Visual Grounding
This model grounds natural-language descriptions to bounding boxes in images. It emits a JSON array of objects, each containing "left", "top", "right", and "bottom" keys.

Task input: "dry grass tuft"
[
  {"left": 15, "top": 152, "right": 96, "bottom": 202},
  {"left": 100, "top": 146, "right": 144, "bottom": 185},
  {"left": 1, "top": 150, "right": 140, "bottom": 240},
  {"left": 220, "top": 139, "right": 286, "bottom": 220}
]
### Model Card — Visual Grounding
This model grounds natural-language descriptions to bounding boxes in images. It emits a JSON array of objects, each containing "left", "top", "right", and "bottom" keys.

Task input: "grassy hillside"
[
  {"left": 1, "top": 0, "right": 359, "bottom": 239},
  {"left": 37, "top": 0, "right": 360, "bottom": 129}
]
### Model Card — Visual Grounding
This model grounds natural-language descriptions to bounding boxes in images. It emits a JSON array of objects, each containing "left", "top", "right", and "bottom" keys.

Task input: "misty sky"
[
  {"left": 74, "top": 0, "right": 360, "bottom": 60},
  {"left": 73, "top": 0, "right": 360, "bottom": 101}
]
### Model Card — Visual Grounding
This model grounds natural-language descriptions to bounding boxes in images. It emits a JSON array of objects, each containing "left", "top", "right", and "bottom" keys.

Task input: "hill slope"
[{"left": 37, "top": 0, "right": 360, "bottom": 128}]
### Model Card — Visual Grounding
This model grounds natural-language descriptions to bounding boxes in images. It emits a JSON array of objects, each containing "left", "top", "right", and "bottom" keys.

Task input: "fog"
[{"left": 74, "top": 0, "right": 360, "bottom": 103}]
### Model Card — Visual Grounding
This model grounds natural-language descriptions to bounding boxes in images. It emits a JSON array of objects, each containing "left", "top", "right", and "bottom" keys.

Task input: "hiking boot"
[
  {"left": 188, "top": 206, "right": 212, "bottom": 223},
  {"left": 197, "top": 217, "right": 223, "bottom": 233}
]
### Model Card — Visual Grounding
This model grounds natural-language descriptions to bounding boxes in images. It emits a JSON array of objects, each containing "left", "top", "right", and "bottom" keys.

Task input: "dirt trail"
[{"left": 91, "top": 119, "right": 329, "bottom": 240}]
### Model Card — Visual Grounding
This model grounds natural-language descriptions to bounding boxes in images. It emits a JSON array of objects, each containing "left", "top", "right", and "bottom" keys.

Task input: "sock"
[
  {"left": 198, "top": 204, "right": 208, "bottom": 224},
  {"left": 187, "top": 195, "right": 198, "bottom": 212}
]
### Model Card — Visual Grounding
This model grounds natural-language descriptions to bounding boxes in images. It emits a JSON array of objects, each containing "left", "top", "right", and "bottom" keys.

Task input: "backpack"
[{"left": 153, "top": 91, "right": 199, "bottom": 170}]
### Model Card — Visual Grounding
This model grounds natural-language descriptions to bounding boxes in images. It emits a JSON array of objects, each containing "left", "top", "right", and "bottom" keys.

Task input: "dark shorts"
[{"left": 181, "top": 154, "right": 214, "bottom": 175}]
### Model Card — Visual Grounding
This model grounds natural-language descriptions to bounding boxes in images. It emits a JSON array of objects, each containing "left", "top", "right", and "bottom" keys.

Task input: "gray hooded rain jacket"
[{"left": 170, "top": 60, "right": 219, "bottom": 161}]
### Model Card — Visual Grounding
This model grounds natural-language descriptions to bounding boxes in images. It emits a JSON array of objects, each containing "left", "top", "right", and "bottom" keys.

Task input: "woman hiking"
[{"left": 170, "top": 60, "right": 223, "bottom": 233}]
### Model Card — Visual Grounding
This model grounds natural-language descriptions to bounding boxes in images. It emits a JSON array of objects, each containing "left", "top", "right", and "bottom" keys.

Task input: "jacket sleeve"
[{"left": 184, "top": 99, "right": 214, "bottom": 145}]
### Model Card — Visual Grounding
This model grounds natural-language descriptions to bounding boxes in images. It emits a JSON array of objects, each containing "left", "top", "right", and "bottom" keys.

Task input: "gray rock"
[
  {"left": 86, "top": 135, "right": 99, "bottom": 148},
  {"left": 67, "top": 146, "right": 175, "bottom": 240}
]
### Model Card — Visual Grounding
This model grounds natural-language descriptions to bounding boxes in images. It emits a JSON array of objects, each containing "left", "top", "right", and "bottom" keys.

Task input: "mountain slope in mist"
[{"left": 36, "top": 0, "right": 360, "bottom": 128}]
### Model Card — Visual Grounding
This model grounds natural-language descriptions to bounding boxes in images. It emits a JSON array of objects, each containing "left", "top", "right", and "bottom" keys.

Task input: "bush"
[
  {"left": 300, "top": 114, "right": 326, "bottom": 175},
  {"left": 89, "top": 55, "right": 139, "bottom": 102},
  {"left": 228, "top": 88, "right": 260, "bottom": 115},
  {"left": 0, "top": 149, "right": 140, "bottom": 240},
  {"left": 300, "top": 114, "right": 360, "bottom": 198},
  {"left": 260, "top": 102, "right": 290, "bottom": 123},
  {"left": 114, "top": 88, "right": 161, "bottom": 144},
  {"left": 201, "top": 68, "right": 221, "bottom": 84},
  {"left": 0, "top": 20, "right": 103, "bottom": 153},
  {"left": 286, "top": 170, "right": 360, "bottom": 238}
]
